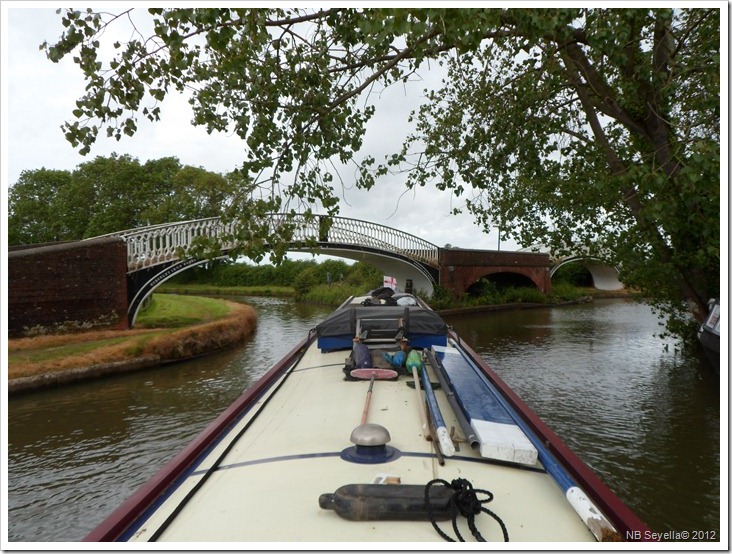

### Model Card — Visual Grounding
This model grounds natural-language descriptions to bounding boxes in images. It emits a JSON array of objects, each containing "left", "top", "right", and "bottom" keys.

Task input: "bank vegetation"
[
  {"left": 166, "top": 258, "right": 613, "bottom": 308},
  {"left": 8, "top": 296, "right": 256, "bottom": 391}
]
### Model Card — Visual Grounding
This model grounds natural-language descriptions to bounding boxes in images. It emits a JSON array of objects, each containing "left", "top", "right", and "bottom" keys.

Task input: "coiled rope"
[{"left": 425, "top": 478, "right": 509, "bottom": 542}]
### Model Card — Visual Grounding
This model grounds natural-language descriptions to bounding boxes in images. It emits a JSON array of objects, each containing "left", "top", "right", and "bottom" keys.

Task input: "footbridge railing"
[{"left": 96, "top": 214, "right": 440, "bottom": 271}]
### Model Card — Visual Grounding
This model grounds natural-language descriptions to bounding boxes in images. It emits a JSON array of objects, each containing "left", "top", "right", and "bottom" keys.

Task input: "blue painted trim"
[
  {"left": 318, "top": 334, "right": 446, "bottom": 351},
  {"left": 199, "top": 450, "right": 548, "bottom": 475}
]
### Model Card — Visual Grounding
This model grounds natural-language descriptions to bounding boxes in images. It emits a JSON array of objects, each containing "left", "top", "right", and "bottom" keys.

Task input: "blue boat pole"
[
  {"left": 418, "top": 365, "right": 455, "bottom": 458},
  {"left": 447, "top": 339, "right": 620, "bottom": 541}
]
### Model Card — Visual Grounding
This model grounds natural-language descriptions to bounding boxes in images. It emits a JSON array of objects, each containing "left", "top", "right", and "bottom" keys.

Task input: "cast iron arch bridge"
[
  {"left": 520, "top": 244, "right": 625, "bottom": 292},
  {"left": 98, "top": 214, "right": 442, "bottom": 325}
]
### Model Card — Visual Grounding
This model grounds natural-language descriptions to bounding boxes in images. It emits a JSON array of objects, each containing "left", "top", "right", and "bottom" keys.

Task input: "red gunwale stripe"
[
  {"left": 83, "top": 334, "right": 312, "bottom": 542},
  {"left": 450, "top": 331, "right": 651, "bottom": 540}
]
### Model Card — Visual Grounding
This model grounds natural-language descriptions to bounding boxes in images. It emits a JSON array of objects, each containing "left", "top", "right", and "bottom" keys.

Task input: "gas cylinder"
[{"left": 318, "top": 483, "right": 454, "bottom": 521}]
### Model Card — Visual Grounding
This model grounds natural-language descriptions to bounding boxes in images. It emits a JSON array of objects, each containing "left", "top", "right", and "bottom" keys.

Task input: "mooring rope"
[{"left": 425, "top": 478, "right": 509, "bottom": 542}]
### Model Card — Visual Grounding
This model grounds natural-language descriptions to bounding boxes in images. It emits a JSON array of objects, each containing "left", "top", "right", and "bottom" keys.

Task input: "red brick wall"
[
  {"left": 8, "top": 238, "right": 129, "bottom": 337},
  {"left": 439, "top": 248, "right": 551, "bottom": 268},
  {"left": 438, "top": 249, "right": 552, "bottom": 295}
]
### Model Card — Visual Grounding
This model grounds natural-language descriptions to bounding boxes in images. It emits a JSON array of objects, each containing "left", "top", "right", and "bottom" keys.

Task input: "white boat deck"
[{"left": 128, "top": 339, "right": 597, "bottom": 543}]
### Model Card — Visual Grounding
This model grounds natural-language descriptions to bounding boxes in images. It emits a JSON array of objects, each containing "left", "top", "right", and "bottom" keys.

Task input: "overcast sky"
[{"left": 2, "top": 5, "right": 521, "bottom": 254}]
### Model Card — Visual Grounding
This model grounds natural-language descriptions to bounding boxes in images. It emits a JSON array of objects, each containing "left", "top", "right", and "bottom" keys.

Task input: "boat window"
[{"left": 356, "top": 317, "right": 406, "bottom": 340}]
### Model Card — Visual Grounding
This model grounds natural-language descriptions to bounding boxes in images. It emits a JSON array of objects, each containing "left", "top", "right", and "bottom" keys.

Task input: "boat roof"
[
  {"left": 122, "top": 345, "right": 595, "bottom": 541},
  {"left": 86, "top": 298, "right": 647, "bottom": 543}
]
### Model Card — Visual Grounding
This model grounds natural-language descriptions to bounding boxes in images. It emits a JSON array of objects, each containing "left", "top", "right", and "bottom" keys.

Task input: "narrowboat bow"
[
  {"left": 698, "top": 298, "right": 721, "bottom": 374},
  {"left": 85, "top": 293, "right": 648, "bottom": 543}
]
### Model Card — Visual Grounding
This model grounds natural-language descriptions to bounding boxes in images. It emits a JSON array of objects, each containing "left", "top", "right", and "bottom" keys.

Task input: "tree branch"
[
  {"left": 561, "top": 48, "right": 705, "bottom": 320},
  {"left": 560, "top": 41, "right": 647, "bottom": 137}
]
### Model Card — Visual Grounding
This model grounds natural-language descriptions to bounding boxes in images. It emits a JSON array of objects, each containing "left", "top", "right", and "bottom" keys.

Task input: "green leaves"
[
  {"left": 7, "top": 155, "right": 242, "bottom": 245},
  {"left": 42, "top": 7, "right": 720, "bottom": 329},
  {"left": 7, "top": 169, "right": 74, "bottom": 245},
  {"left": 399, "top": 8, "right": 719, "bottom": 328}
]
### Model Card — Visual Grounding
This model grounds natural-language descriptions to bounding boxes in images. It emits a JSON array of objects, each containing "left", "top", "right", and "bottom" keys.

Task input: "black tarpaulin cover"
[{"left": 316, "top": 305, "right": 448, "bottom": 339}]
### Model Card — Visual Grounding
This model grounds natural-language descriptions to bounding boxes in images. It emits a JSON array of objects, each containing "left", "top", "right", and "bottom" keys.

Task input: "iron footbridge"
[{"left": 93, "top": 214, "right": 440, "bottom": 325}]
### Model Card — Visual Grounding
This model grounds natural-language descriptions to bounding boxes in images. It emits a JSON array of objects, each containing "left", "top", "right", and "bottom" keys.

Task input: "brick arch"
[
  {"left": 441, "top": 265, "right": 552, "bottom": 295},
  {"left": 437, "top": 249, "right": 552, "bottom": 296},
  {"left": 465, "top": 269, "right": 544, "bottom": 291}
]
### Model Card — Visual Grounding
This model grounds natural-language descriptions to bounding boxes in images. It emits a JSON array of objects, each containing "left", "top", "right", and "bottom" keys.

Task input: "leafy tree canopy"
[
  {"left": 42, "top": 7, "right": 720, "bottom": 330},
  {"left": 8, "top": 154, "right": 238, "bottom": 243},
  {"left": 8, "top": 168, "right": 73, "bottom": 245}
]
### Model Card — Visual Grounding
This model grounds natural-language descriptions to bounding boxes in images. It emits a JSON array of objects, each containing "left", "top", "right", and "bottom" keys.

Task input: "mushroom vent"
[{"left": 340, "top": 423, "right": 401, "bottom": 464}]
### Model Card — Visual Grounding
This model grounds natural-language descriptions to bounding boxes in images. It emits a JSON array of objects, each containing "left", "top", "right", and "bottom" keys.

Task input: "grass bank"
[
  {"left": 161, "top": 280, "right": 632, "bottom": 309},
  {"left": 8, "top": 295, "right": 257, "bottom": 392},
  {"left": 303, "top": 281, "right": 634, "bottom": 308},
  {"left": 158, "top": 283, "right": 294, "bottom": 297}
]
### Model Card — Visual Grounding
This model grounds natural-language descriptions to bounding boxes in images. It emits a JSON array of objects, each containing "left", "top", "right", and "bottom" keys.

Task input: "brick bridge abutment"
[{"left": 8, "top": 238, "right": 129, "bottom": 338}]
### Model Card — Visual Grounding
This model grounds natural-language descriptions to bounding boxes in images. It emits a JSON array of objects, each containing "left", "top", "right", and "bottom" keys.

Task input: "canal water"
[{"left": 6, "top": 297, "right": 722, "bottom": 543}]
